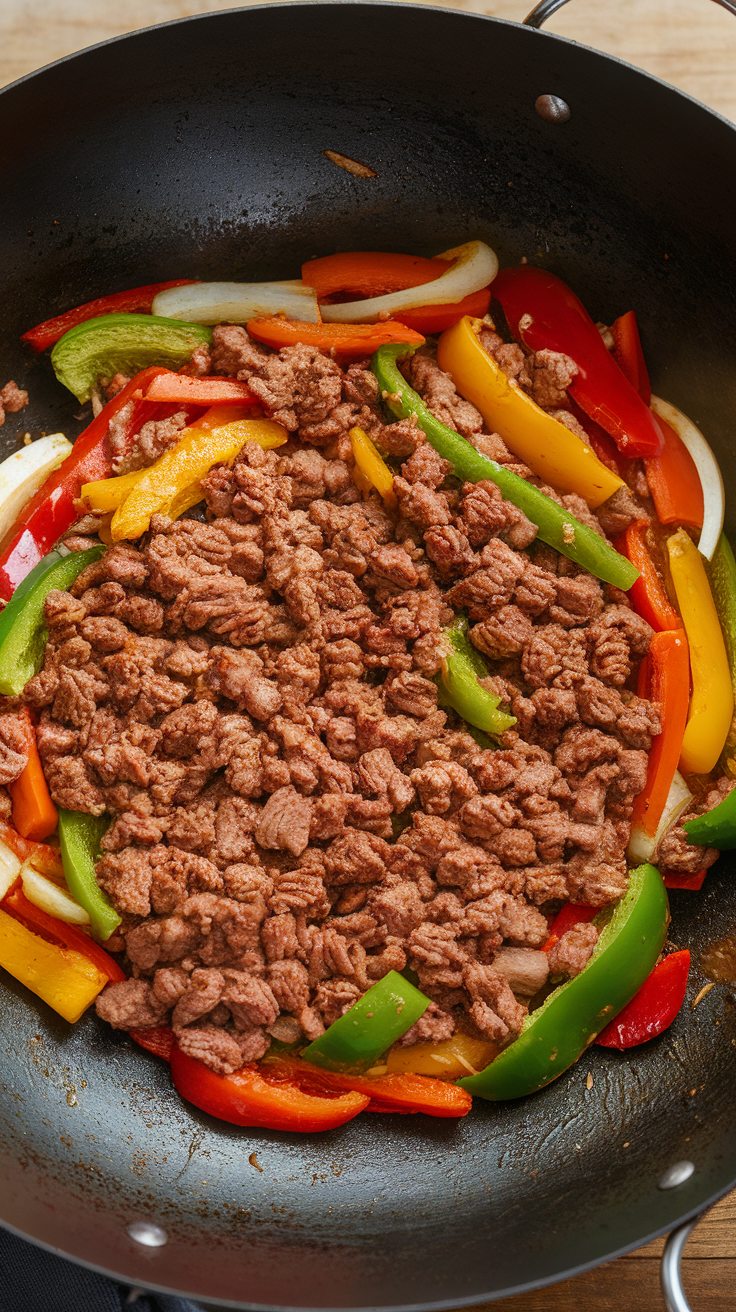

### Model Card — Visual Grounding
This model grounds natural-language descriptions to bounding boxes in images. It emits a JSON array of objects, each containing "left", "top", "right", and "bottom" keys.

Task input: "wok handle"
[
  {"left": 660, "top": 1216, "right": 705, "bottom": 1312},
  {"left": 523, "top": 0, "right": 736, "bottom": 26}
]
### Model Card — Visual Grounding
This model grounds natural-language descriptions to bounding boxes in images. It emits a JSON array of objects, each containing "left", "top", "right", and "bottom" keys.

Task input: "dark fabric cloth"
[{"left": 0, "top": 1227, "right": 204, "bottom": 1312}]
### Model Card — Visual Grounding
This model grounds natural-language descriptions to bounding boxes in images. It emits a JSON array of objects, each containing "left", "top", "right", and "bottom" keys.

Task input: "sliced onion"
[
  {"left": 650, "top": 394, "right": 724, "bottom": 561},
  {"left": 0, "top": 433, "right": 72, "bottom": 543},
  {"left": 0, "top": 839, "right": 21, "bottom": 901},
  {"left": 320, "top": 240, "right": 499, "bottom": 323},
  {"left": 152, "top": 280, "right": 321, "bottom": 325},
  {"left": 627, "top": 769, "right": 694, "bottom": 865},
  {"left": 21, "top": 864, "right": 90, "bottom": 925}
]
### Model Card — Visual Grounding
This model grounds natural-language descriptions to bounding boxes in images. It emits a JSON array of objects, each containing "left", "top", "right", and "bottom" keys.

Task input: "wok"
[{"left": 2, "top": 2, "right": 736, "bottom": 1306}]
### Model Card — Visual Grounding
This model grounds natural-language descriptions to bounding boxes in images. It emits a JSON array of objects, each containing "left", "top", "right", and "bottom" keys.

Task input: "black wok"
[{"left": 2, "top": 3, "right": 736, "bottom": 1306}]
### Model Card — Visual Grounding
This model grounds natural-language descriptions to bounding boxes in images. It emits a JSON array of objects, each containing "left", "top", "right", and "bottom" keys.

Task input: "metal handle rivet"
[
  {"left": 535, "top": 94, "right": 571, "bottom": 123},
  {"left": 127, "top": 1222, "right": 168, "bottom": 1247},
  {"left": 658, "top": 1161, "right": 695, "bottom": 1190}
]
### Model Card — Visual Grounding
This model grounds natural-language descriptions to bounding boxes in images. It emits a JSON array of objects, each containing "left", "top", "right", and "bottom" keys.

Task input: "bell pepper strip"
[
  {"left": 644, "top": 414, "right": 704, "bottom": 531},
  {"left": 542, "top": 903, "right": 597, "bottom": 953},
  {"left": 104, "top": 417, "right": 288, "bottom": 542},
  {"left": 610, "top": 310, "right": 651, "bottom": 404},
  {"left": 663, "top": 869, "right": 707, "bottom": 891},
  {"left": 439, "top": 615, "right": 516, "bottom": 736},
  {"left": 492, "top": 267, "right": 663, "bottom": 459},
  {"left": 595, "top": 949, "right": 690, "bottom": 1049},
  {"left": 706, "top": 533, "right": 736, "bottom": 779},
  {"left": 371, "top": 343, "right": 639, "bottom": 590},
  {"left": 391, "top": 290, "right": 492, "bottom": 335},
  {"left": 301, "top": 969, "right": 430, "bottom": 1072},
  {"left": 262, "top": 1056, "right": 472, "bottom": 1118},
  {"left": 302, "top": 251, "right": 448, "bottom": 301},
  {"left": 436, "top": 316, "right": 624, "bottom": 508},
  {"left": 668, "top": 527, "right": 733, "bottom": 777},
  {"left": 9, "top": 716, "right": 58, "bottom": 841},
  {"left": 0, "top": 818, "right": 63, "bottom": 880},
  {"left": 50, "top": 314, "right": 213, "bottom": 404},
  {"left": 0, "top": 367, "right": 167, "bottom": 600},
  {"left": 628, "top": 630, "right": 690, "bottom": 861},
  {"left": 0, "top": 434, "right": 73, "bottom": 544},
  {"left": 3, "top": 883, "right": 125, "bottom": 981},
  {"left": 650, "top": 395, "right": 723, "bottom": 562},
  {"left": 683, "top": 787, "right": 736, "bottom": 848},
  {"left": 20, "top": 866, "right": 89, "bottom": 925},
  {"left": 0, "top": 906, "right": 108, "bottom": 1022},
  {"left": 385, "top": 1033, "right": 497, "bottom": 1080},
  {"left": 0, "top": 544, "right": 104, "bottom": 697},
  {"left": 562, "top": 396, "right": 626, "bottom": 475},
  {"left": 349, "top": 426, "right": 397, "bottom": 508},
  {"left": 246, "top": 316, "right": 425, "bottom": 362},
  {"left": 21, "top": 280, "right": 199, "bottom": 353},
  {"left": 58, "top": 810, "right": 120, "bottom": 942},
  {"left": 142, "top": 372, "right": 256, "bottom": 405},
  {"left": 457, "top": 863, "right": 669, "bottom": 1100},
  {"left": 170, "top": 1046, "right": 370, "bottom": 1132},
  {"left": 617, "top": 523, "right": 681, "bottom": 632},
  {"left": 130, "top": 1026, "right": 175, "bottom": 1061},
  {"left": 322, "top": 241, "right": 497, "bottom": 324}
]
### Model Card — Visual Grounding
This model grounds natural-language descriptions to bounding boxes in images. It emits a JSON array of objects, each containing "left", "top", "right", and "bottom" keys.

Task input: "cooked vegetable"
[
  {"left": 21, "top": 280, "right": 199, "bottom": 352},
  {"left": 385, "top": 1033, "right": 497, "bottom": 1080},
  {"left": 142, "top": 372, "right": 256, "bottom": 404},
  {"left": 595, "top": 949, "right": 690, "bottom": 1049},
  {"left": 618, "top": 523, "right": 681, "bottom": 632},
  {"left": 438, "top": 615, "right": 516, "bottom": 736},
  {"left": 9, "top": 714, "right": 58, "bottom": 841},
  {"left": 436, "top": 315, "right": 624, "bottom": 507},
  {"left": 542, "top": 903, "right": 596, "bottom": 953},
  {"left": 648, "top": 770, "right": 694, "bottom": 858},
  {"left": 130, "top": 1027, "right": 175, "bottom": 1060},
  {"left": 458, "top": 863, "right": 669, "bottom": 1100},
  {"left": 21, "top": 866, "right": 89, "bottom": 925},
  {"left": 51, "top": 314, "right": 213, "bottom": 403},
  {"left": 321, "top": 240, "right": 498, "bottom": 323},
  {"left": 628, "top": 631, "right": 691, "bottom": 862},
  {"left": 0, "top": 545, "right": 104, "bottom": 698},
  {"left": 0, "top": 818, "right": 64, "bottom": 881},
  {"left": 0, "top": 434, "right": 72, "bottom": 542},
  {"left": 667, "top": 527, "right": 733, "bottom": 776},
  {"left": 683, "top": 786, "right": 736, "bottom": 848},
  {"left": 170, "top": 1045, "right": 370, "bottom": 1131},
  {"left": 389, "top": 290, "right": 492, "bottom": 335},
  {"left": 610, "top": 310, "right": 651, "bottom": 404},
  {"left": 349, "top": 425, "right": 397, "bottom": 508},
  {"left": 0, "top": 906, "right": 108, "bottom": 1023},
  {"left": 662, "top": 869, "right": 707, "bottom": 891},
  {"left": 492, "top": 266, "right": 663, "bottom": 459},
  {"left": 644, "top": 412, "right": 704, "bottom": 531},
  {"left": 0, "top": 840, "right": 21, "bottom": 901},
  {"left": 246, "top": 316, "right": 425, "bottom": 360},
  {"left": 2, "top": 881, "right": 125, "bottom": 983},
  {"left": 706, "top": 532, "right": 736, "bottom": 778},
  {"left": 152, "top": 280, "right": 321, "bottom": 325},
  {"left": 58, "top": 810, "right": 120, "bottom": 942},
  {"left": 651, "top": 395, "right": 723, "bottom": 560},
  {"left": 263, "top": 1056, "right": 472, "bottom": 1117},
  {"left": 301, "top": 970, "right": 430, "bottom": 1072},
  {"left": 371, "top": 343, "right": 639, "bottom": 589},
  {"left": 302, "top": 251, "right": 448, "bottom": 301}
]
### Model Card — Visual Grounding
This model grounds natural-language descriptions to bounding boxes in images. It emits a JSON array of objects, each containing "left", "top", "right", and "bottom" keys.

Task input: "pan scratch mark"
[{"left": 176, "top": 1129, "right": 205, "bottom": 1179}]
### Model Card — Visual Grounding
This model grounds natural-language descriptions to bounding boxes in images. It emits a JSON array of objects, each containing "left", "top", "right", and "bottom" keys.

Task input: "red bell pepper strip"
[
  {"left": 170, "top": 1046, "right": 370, "bottom": 1132},
  {"left": 390, "top": 289, "right": 492, "bottom": 336},
  {"left": 611, "top": 310, "right": 651, "bottom": 405},
  {"left": 542, "top": 903, "right": 597, "bottom": 953},
  {"left": 595, "top": 949, "right": 690, "bottom": 1048},
  {"left": 562, "top": 396, "right": 626, "bottom": 475},
  {"left": 302, "top": 251, "right": 447, "bottom": 301},
  {"left": 643, "top": 414, "right": 704, "bottom": 530},
  {"left": 246, "top": 317, "right": 425, "bottom": 362},
  {"left": 142, "top": 372, "right": 256, "bottom": 405},
  {"left": 618, "top": 523, "right": 682, "bottom": 632},
  {"left": 8, "top": 711, "right": 57, "bottom": 842},
  {"left": 130, "top": 1027, "right": 175, "bottom": 1061},
  {"left": 2, "top": 882, "right": 126, "bottom": 982},
  {"left": 21, "top": 281, "right": 199, "bottom": 353},
  {"left": 0, "top": 366, "right": 168, "bottom": 600},
  {"left": 492, "top": 266, "right": 663, "bottom": 458},
  {"left": 629, "top": 629, "right": 690, "bottom": 841},
  {"left": 663, "top": 869, "right": 707, "bottom": 891},
  {"left": 0, "top": 817, "right": 64, "bottom": 879},
  {"left": 267, "top": 1056, "right": 472, "bottom": 1118}
]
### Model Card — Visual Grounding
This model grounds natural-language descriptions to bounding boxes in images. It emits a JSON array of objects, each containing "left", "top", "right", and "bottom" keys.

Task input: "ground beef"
[
  {"left": 0, "top": 380, "right": 29, "bottom": 427},
  {"left": 655, "top": 777, "right": 735, "bottom": 873}
]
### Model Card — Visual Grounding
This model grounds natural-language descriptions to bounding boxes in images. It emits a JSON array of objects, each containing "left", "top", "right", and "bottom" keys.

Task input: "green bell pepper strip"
[
  {"left": 707, "top": 532, "right": 736, "bottom": 779},
  {"left": 0, "top": 544, "right": 104, "bottom": 697},
  {"left": 58, "top": 809, "right": 120, "bottom": 941},
  {"left": 457, "top": 863, "right": 669, "bottom": 1100},
  {"left": 371, "top": 343, "right": 639, "bottom": 590},
  {"left": 51, "top": 313, "right": 213, "bottom": 403},
  {"left": 301, "top": 970, "right": 430, "bottom": 1072},
  {"left": 683, "top": 791, "right": 736, "bottom": 848},
  {"left": 439, "top": 615, "right": 516, "bottom": 736}
]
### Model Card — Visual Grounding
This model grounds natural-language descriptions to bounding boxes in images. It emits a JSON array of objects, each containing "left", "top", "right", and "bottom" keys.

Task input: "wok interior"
[{"left": 2, "top": 6, "right": 736, "bottom": 1306}]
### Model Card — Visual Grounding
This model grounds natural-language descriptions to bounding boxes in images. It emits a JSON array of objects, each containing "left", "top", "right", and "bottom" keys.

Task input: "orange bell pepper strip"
[
  {"left": 617, "top": 523, "right": 682, "bottom": 632},
  {"left": 142, "top": 372, "right": 256, "bottom": 405},
  {"left": 630, "top": 629, "right": 690, "bottom": 841},
  {"left": 302, "top": 251, "right": 447, "bottom": 301},
  {"left": 170, "top": 1046, "right": 370, "bottom": 1132},
  {"left": 0, "top": 817, "right": 63, "bottom": 879},
  {"left": 611, "top": 311, "right": 651, "bottom": 404},
  {"left": 391, "top": 289, "right": 491, "bottom": 336},
  {"left": 0, "top": 905, "right": 108, "bottom": 1022},
  {"left": 130, "top": 1026, "right": 175, "bottom": 1061},
  {"left": 644, "top": 414, "right": 704, "bottom": 530},
  {"left": 265, "top": 1055, "right": 472, "bottom": 1118},
  {"left": 8, "top": 711, "right": 58, "bottom": 841},
  {"left": 2, "top": 882, "right": 126, "bottom": 982},
  {"left": 20, "top": 280, "right": 199, "bottom": 353},
  {"left": 246, "top": 317, "right": 425, "bottom": 362}
]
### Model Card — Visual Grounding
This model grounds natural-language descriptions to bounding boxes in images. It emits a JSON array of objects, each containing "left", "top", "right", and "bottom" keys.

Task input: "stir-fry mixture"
[{"left": 1, "top": 242, "right": 735, "bottom": 1130}]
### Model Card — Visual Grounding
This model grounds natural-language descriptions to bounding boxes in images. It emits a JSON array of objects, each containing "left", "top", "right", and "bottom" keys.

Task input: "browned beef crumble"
[
  {"left": 0, "top": 380, "right": 29, "bottom": 428},
  {"left": 27, "top": 322, "right": 666, "bottom": 1076}
]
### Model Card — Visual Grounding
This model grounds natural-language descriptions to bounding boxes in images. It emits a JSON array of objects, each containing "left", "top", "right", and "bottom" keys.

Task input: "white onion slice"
[
  {"left": 21, "top": 865, "right": 90, "bottom": 925},
  {"left": 650, "top": 394, "right": 724, "bottom": 562},
  {"left": 627, "top": 769, "right": 694, "bottom": 865},
  {"left": 0, "top": 433, "right": 72, "bottom": 544},
  {"left": 0, "top": 839, "right": 21, "bottom": 902},
  {"left": 321, "top": 240, "right": 499, "bottom": 323},
  {"left": 152, "top": 280, "right": 321, "bottom": 325}
]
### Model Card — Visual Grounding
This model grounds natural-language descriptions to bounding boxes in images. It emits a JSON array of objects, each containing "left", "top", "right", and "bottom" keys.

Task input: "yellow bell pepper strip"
[
  {"left": 706, "top": 533, "right": 736, "bottom": 778},
  {"left": 439, "top": 615, "right": 516, "bottom": 735},
  {"left": 371, "top": 344, "right": 639, "bottom": 590},
  {"left": 386, "top": 1033, "right": 497, "bottom": 1080},
  {"left": 349, "top": 426, "right": 398, "bottom": 508},
  {"left": 667, "top": 527, "right": 734, "bottom": 776},
  {"left": 0, "top": 906, "right": 107, "bottom": 1022},
  {"left": 436, "top": 316, "right": 624, "bottom": 508}
]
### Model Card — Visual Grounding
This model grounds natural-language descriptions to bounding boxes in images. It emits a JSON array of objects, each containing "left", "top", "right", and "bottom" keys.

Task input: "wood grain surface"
[{"left": 2, "top": 1, "right": 736, "bottom": 1308}]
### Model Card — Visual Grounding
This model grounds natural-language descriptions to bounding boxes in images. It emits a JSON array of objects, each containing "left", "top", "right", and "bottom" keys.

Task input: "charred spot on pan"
[{"left": 322, "top": 150, "right": 377, "bottom": 178}]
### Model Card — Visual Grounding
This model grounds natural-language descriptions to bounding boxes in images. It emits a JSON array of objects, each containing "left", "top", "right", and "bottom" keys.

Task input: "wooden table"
[{"left": 3, "top": 1, "right": 736, "bottom": 1307}]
